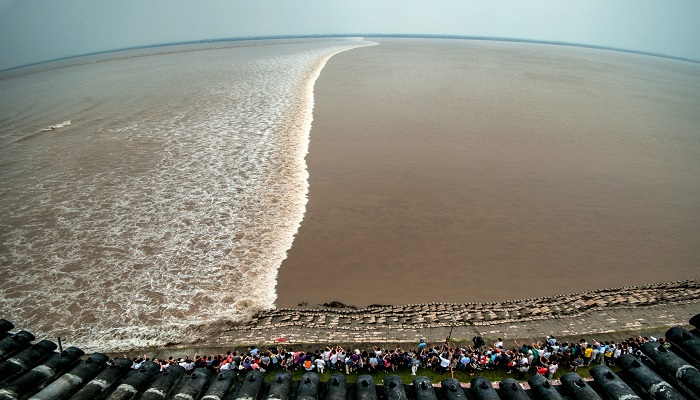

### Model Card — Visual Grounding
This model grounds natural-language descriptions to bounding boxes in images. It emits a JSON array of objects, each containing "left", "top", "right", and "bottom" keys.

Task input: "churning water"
[{"left": 0, "top": 38, "right": 374, "bottom": 351}]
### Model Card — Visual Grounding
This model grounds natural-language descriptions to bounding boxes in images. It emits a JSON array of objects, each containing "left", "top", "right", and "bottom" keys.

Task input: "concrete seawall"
[
  {"left": 188, "top": 280, "right": 700, "bottom": 351},
  {"left": 4, "top": 304, "right": 700, "bottom": 399}
]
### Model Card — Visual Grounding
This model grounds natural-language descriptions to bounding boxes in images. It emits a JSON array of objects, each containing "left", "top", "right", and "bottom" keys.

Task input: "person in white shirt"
[
  {"left": 613, "top": 345, "right": 622, "bottom": 360},
  {"left": 411, "top": 356, "right": 420, "bottom": 376},
  {"left": 337, "top": 350, "right": 346, "bottom": 369},
  {"left": 438, "top": 352, "right": 451, "bottom": 374},
  {"left": 183, "top": 358, "right": 195, "bottom": 373},
  {"left": 314, "top": 357, "right": 326, "bottom": 374},
  {"left": 330, "top": 351, "right": 339, "bottom": 370},
  {"left": 546, "top": 361, "right": 559, "bottom": 379},
  {"left": 160, "top": 360, "right": 170, "bottom": 371},
  {"left": 517, "top": 360, "right": 529, "bottom": 379}
]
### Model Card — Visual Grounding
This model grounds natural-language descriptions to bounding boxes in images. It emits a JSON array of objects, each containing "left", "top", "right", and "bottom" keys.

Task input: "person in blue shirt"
[{"left": 458, "top": 354, "right": 471, "bottom": 371}]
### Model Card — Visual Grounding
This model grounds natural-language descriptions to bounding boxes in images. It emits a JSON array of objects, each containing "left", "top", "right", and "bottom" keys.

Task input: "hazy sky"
[{"left": 1, "top": 0, "right": 699, "bottom": 70}]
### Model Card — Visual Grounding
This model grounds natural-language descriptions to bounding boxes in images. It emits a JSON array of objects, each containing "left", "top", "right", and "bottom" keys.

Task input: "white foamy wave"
[
  {"left": 41, "top": 120, "right": 71, "bottom": 131},
  {"left": 0, "top": 39, "right": 375, "bottom": 352}
]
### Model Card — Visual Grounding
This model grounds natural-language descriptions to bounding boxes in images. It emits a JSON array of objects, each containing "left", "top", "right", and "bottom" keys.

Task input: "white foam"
[
  {"left": 0, "top": 39, "right": 375, "bottom": 352},
  {"left": 40, "top": 120, "right": 71, "bottom": 131}
]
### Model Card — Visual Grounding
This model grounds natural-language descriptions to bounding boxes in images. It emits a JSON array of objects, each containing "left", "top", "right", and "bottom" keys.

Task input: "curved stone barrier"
[
  {"left": 171, "top": 367, "right": 214, "bottom": 400},
  {"left": 497, "top": 378, "right": 529, "bottom": 400},
  {"left": 413, "top": 376, "right": 436, "bottom": 400},
  {"left": 666, "top": 326, "right": 700, "bottom": 366},
  {"left": 0, "top": 321, "right": 14, "bottom": 341},
  {"left": 589, "top": 365, "right": 641, "bottom": 400},
  {"left": 200, "top": 369, "right": 236, "bottom": 400},
  {"left": 355, "top": 375, "right": 377, "bottom": 400},
  {"left": 140, "top": 364, "right": 186, "bottom": 400},
  {"left": 0, "top": 346, "right": 84, "bottom": 400},
  {"left": 29, "top": 352, "right": 110, "bottom": 400},
  {"left": 233, "top": 370, "right": 264, "bottom": 400},
  {"left": 325, "top": 374, "right": 348, "bottom": 400},
  {"left": 265, "top": 372, "right": 292, "bottom": 400},
  {"left": 641, "top": 341, "right": 700, "bottom": 399},
  {"left": 616, "top": 354, "right": 686, "bottom": 400},
  {"left": 0, "top": 340, "right": 57, "bottom": 384},
  {"left": 0, "top": 331, "right": 36, "bottom": 362},
  {"left": 296, "top": 372, "right": 320, "bottom": 400},
  {"left": 559, "top": 372, "right": 602, "bottom": 400},
  {"left": 440, "top": 379, "right": 467, "bottom": 400},
  {"left": 469, "top": 377, "right": 499, "bottom": 400},
  {"left": 105, "top": 360, "right": 161, "bottom": 400},
  {"left": 383, "top": 375, "right": 407, "bottom": 400},
  {"left": 70, "top": 357, "right": 133, "bottom": 400},
  {"left": 527, "top": 374, "right": 564, "bottom": 400}
]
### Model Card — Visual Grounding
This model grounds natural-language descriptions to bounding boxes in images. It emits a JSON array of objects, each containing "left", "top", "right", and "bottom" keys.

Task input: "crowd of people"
[{"left": 123, "top": 333, "right": 670, "bottom": 380}]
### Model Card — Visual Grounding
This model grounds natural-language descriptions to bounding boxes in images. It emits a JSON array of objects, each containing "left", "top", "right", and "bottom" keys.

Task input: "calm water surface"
[{"left": 277, "top": 39, "right": 700, "bottom": 307}]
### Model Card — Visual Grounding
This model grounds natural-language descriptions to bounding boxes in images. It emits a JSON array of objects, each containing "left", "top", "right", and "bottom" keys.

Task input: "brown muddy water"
[{"left": 276, "top": 38, "right": 700, "bottom": 308}]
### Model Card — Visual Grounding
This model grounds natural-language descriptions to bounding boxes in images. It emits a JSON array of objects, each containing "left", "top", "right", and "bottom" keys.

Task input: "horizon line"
[{"left": 2, "top": 33, "right": 698, "bottom": 73}]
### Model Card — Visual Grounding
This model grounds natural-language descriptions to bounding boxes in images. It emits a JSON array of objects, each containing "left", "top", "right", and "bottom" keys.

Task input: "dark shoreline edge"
[
  {"left": 153, "top": 280, "right": 700, "bottom": 354},
  {"left": 244, "top": 279, "right": 700, "bottom": 331}
]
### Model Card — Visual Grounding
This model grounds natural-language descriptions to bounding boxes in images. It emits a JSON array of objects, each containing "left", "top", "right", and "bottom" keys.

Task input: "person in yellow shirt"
[{"left": 583, "top": 346, "right": 594, "bottom": 366}]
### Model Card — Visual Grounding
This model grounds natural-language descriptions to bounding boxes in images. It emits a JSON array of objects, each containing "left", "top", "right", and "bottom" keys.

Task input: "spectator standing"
[
  {"left": 337, "top": 348, "right": 347, "bottom": 371},
  {"left": 517, "top": 360, "right": 529, "bottom": 380},
  {"left": 314, "top": 357, "right": 326, "bottom": 374},
  {"left": 323, "top": 347, "right": 332, "bottom": 365},
  {"left": 438, "top": 350, "right": 451, "bottom": 374},
  {"left": 473, "top": 336, "right": 485, "bottom": 351},
  {"left": 410, "top": 353, "right": 419, "bottom": 376},
  {"left": 183, "top": 358, "right": 195, "bottom": 374}
]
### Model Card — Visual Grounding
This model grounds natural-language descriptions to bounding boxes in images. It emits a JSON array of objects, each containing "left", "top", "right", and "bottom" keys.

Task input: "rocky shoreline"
[{"left": 183, "top": 280, "right": 700, "bottom": 352}]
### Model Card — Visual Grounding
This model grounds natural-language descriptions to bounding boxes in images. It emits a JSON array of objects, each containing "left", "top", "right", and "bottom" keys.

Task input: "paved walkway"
[{"left": 150, "top": 280, "right": 699, "bottom": 358}]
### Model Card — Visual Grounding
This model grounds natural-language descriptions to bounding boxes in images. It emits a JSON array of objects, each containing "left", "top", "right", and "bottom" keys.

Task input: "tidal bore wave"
[{"left": 0, "top": 38, "right": 375, "bottom": 352}]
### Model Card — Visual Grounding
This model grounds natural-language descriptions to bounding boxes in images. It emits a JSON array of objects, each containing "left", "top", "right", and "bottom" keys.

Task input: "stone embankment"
[
  {"left": 206, "top": 280, "right": 700, "bottom": 348},
  {"left": 4, "top": 313, "right": 700, "bottom": 400}
]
